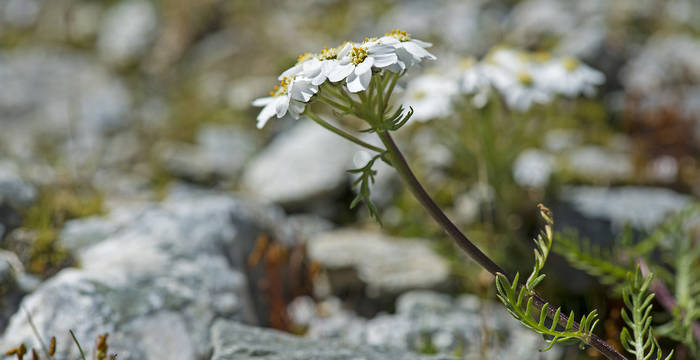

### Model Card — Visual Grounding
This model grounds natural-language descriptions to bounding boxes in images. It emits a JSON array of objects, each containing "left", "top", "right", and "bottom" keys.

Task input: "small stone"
[
  {"left": 561, "top": 186, "right": 692, "bottom": 231},
  {"left": 242, "top": 119, "right": 357, "bottom": 206},
  {"left": 0, "top": 160, "right": 36, "bottom": 209},
  {"left": 97, "top": 0, "right": 158, "bottom": 66},
  {"left": 563, "top": 146, "right": 633, "bottom": 183},
  {"left": 210, "top": 320, "right": 449, "bottom": 360},
  {"left": 158, "top": 124, "right": 258, "bottom": 182},
  {"left": 307, "top": 230, "right": 450, "bottom": 297}
]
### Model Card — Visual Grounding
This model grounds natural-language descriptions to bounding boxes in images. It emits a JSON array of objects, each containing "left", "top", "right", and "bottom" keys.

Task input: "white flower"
[
  {"left": 379, "top": 30, "right": 436, "bottom": 71},
  {"left": 459, "top": 59, "right": 492, "bottom": 108},
  {"left": 402, "top": 73, "right": 457, "bottom": 122},
  {"left": 498, "top": 70, "right": 552, "bottom": 111},
  {"left": 480, "top": 48, "right": 552, "bottom": 111},
  {"left": 328, "top": 40, "right": 399, "bottom": 93},
  {"left": 535, "top": 57, "right": 604, "bottom": 97},
  {"left": 252, "top": 76, "right": 317, "bottom": 129},
  {"left": 278, "top": 53, "right": 314, "bottom": 80},
  {"left": 513, "top": 149, "right": 554, "bottom": 188},
  {"left": 300, "top": 46, "right": 342, "bottom": 86}
]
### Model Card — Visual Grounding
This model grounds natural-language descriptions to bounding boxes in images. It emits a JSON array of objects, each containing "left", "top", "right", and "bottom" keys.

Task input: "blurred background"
[{"left": 0, "top": 0, "right": 698, "bottom": 359}]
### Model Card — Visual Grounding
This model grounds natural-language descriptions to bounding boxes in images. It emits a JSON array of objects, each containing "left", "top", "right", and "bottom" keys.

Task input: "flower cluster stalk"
[
  {"left": 323, "top": 71, "right": 627, "bottom": 360},
  {"left": 253, "top": 31, "right": 626, "bottom": 360}
]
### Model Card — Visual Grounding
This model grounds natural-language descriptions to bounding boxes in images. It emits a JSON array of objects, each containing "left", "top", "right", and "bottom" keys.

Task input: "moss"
[{"left": 19, "top": 186, "right": 104, "bottom": 277}]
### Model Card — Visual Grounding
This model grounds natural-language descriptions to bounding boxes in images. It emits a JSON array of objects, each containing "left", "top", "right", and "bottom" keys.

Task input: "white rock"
[
  {"left": 561, "top": 186, "right": 692, "bottom": 230},
  {"left": 242, "top": 119, "right": 358, "bottom": 206},
  {"left": 97, "top": 0, "right": 158, "bottom": 65},
  {"left": 307, "top": 229, "right": 450, "bottom": 296}
]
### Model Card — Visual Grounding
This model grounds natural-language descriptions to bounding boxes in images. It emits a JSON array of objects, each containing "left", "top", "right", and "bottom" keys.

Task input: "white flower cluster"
[
  {"left": 253, "top": 30, "right": 436, "bottom": 129},
  {"left": 402, "top": 47, "right": 605, "bottom": 120},
  {"left": 460, "top": 48, "right": 605, "bottom": 111}
]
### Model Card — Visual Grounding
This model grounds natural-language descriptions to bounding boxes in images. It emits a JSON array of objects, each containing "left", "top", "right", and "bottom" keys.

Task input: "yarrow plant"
[{"left": 254, "top": 31, "right": 642, "bottom": 360}]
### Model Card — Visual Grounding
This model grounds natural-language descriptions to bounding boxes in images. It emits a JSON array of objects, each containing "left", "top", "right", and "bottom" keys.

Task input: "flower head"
[
  {"left": 252, "top": 76, "right": 317, "bottom": 129},
  {"left": 253, "top": 31, "right": 436, "bottom": 127},
  {"left": 328, "top": 39, "right": 400, "bottom": 92}
]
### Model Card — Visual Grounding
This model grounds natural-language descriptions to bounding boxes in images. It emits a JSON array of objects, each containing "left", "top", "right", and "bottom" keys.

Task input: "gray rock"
[
  {"left": 307, "top": 230, "right": 450, "bottom": 297},
  {"left": 242, "top": 119, "right": 358, "bottom": 206},
  {"left": 0, "top": 160, "right": 36, "bottom": 209},
  {"left": 562, "top": 146, "right": 633, "bottom": 183},
  {"left": 561, "top": 186, "right": 693, "bottom": 231},
  {"left": 210, "top": 319, "right": 451, "bottom": 360},
  {"left": 0, "top": 251, "right": 24, "bottom": 332},
  {"left": 0, "top": 188, "right": 290, "bottom": 359},
  {"left": 158, "top": 124, "right": 258, "bottom": 183},
  {"left": 0, "top": 49, "right": 131, "bottom": 165},
  {"left": 97, "top": 0, "right": 158, "bottom": 66},
  {"left": 2, "top": 0, "right": 43, "bottom": 28},
  {"left": 296, "top": 291, "right": 561, "bottom": 360}
]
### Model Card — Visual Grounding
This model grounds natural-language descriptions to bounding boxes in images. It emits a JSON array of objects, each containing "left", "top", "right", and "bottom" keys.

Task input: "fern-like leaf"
[
  {"left": 620, "top": 266, "right": 673, "bottom": 360},
  {"left": 348, "top": 153, "right": 385, "bottom": 224},
  {"left": 555, "top": 230, "right": 629, "bottom": 286},
  {"left": 496, "top": 273, "right": 600, "bottom": 351},
  {"left": 495, "top": 204, "right": 599, "bottom": 352}
]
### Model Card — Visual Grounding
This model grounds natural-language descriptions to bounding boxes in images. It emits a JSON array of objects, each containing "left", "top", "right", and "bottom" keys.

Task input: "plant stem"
[
  {"left": 376, "top": 130, "right": 627, "bottom": 360},
  {"left": 305, "top": 109, "right": 385, "bottom": 153}
]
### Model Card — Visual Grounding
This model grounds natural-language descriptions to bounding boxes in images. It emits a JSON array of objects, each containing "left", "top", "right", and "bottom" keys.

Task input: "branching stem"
[{"left": 305, "top": 109, "right": 385, "bottom": 153}]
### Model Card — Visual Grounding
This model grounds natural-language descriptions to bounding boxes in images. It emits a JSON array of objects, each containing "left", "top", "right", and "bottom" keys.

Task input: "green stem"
[
  {"left": 376, "top": 131, "right": 626, "bottom": 360},
  {"left": 305, "top": 109, "right": 384, "bottom": 153},
  {"left": 382, "top": 72, "right": 400, "bottom": 111},
  {"left": 318, "top": 93, "right": 351, "bottom": 113}
]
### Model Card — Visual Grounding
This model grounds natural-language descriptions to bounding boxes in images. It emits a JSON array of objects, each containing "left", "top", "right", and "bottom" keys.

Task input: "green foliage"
[
  {"left": 17, "top": 186, "right": 103, "bottom": 277},
  {"left": 555, "top": 230, "right": 629, "bottom": 286},
  {"left": 496, "top": 273, "right": 600, "bottom": 352},
  {"left": 347, "top": 153, "right": 386, "bottom": 225},
  {"left": 525, "top": 204, "right": 554, "bottom": 291},
  {"left": 554, "top": 203, "right": 700, "bottom": 355},
  {"left": 360, "top": 105, "right": 414, "bottom": 133},
  {"left": 495, "top": 205, "right": 600, "bottom": 352},
  {"left": 620, "top": 267, "right": 673, "bottom": 360}
]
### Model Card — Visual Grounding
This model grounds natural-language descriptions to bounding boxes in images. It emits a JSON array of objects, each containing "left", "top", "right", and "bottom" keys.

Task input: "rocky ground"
[{"left": 0, "top": 0, "right": 698, "bottom": 359}]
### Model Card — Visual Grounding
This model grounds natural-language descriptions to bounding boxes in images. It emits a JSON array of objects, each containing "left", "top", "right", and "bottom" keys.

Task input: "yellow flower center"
[
  {"left": 386, "top": 29, "right": 411, "bottom": 42},
  {"left": 518, "top": 71, "right": 534, "bottom": 86},
  {"left": 413, "top": 90, "right": 426, "bottom": 100},
  {"left": 350, "top": 46, "right": 368, "bottom": 65},
  {"left": 296, "top": 53, "right": 313, "bottom": 64},
  {"left": 563, "top": 57, "right": 580, "bottom": 71},
  {"left": 319, "top": 46, "right": 338, "bottom": 60},
  {"left": 532, "top": 51, "right": 551, "bottom": 63},
  {"left": 269, "top": 77, "right": 290, "bottom": 97},
  {"left": 458, "top": 57, "right": 477, "bottom": 70}
]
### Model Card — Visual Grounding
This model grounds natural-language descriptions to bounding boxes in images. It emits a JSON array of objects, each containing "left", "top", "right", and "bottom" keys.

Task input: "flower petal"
[
  {"left": 274, "top": 95, "right": 290, "bottom": 118},
  {"left": 372, "top": 53, "right": 398, "bottom": 68},
  {"left": 256, "top": 102, "right": 276, "bottom": 129},
  {"left": 252, "top": 96, "right": 275, "bottom": 107},
  {"left": 328, "top": 63, "right": 354, "bottom": 82},
  {"left": 355, "top": 57, "right": 374, "bottom": 75}
]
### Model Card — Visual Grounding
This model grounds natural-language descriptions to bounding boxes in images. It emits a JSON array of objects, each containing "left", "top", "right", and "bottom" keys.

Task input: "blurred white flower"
[
  {"left": 535, "top": 57, "right": 605, "bottom": 97},
  {"left": 460, "top": 59, "right": 491, "bottom": 108},
  {"left": 513, "top": 149, "right": 554, "bottom": 188},
  {"left": 455, "top": 47, "right": 603, "bottom": 111},
  {"left": 402, "top": 74, "right": 458, "bottom": 122},
  {"left": 252, "top": 76, "right": 317, "bottom": 129}
]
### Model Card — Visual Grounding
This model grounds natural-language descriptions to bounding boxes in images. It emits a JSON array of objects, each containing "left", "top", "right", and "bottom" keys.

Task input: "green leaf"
[{"left": 347, "top": 153, "right": 386, "bottom": 225}]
